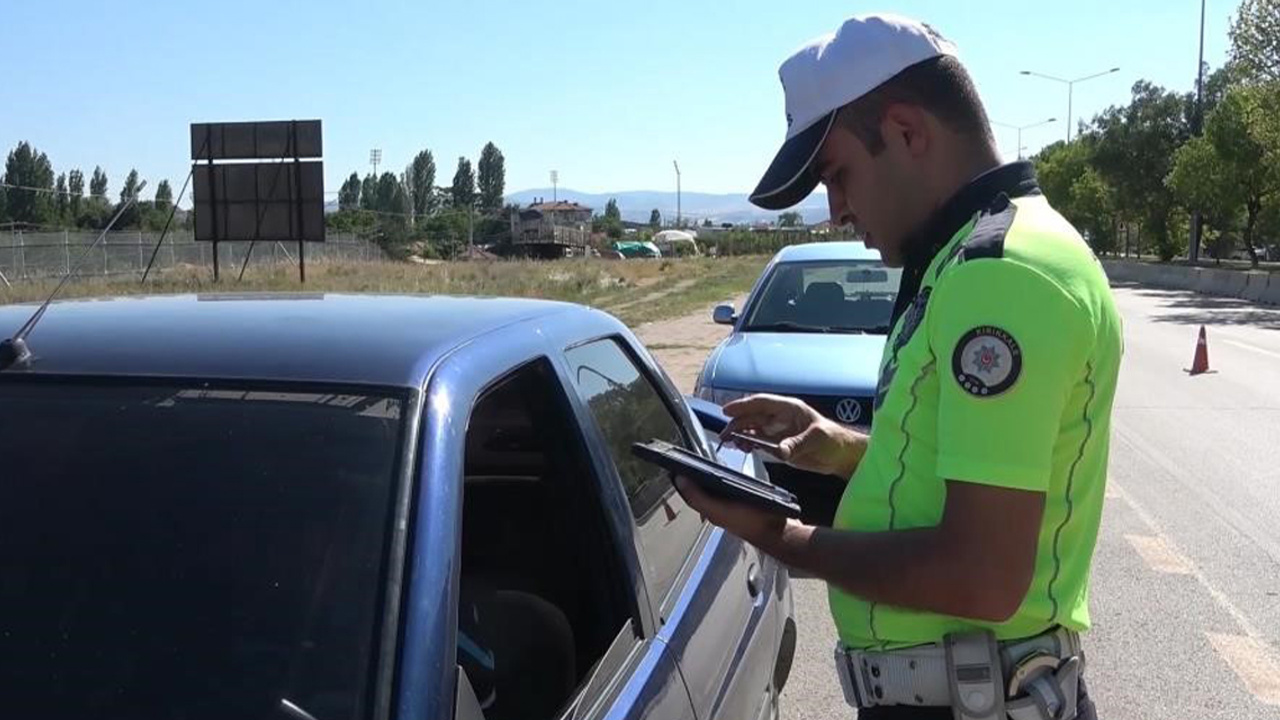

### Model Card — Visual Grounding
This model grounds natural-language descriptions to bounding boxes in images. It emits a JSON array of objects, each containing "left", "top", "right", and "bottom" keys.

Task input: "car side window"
[{"left": 565, "top": 338, "right": 706, "bottom": 608}]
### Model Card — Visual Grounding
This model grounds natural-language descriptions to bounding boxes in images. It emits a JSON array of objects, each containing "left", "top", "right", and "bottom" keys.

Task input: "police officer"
[{"left": 675, "top": 13, "right": 1121, "bottom": 720}]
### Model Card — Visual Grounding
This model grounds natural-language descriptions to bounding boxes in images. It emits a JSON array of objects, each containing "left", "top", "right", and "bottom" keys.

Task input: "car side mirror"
[
  {"left": 684, "top": 394, "right": 729, "bottom": 433},
  {"left": 454, "top": 666, "right": 486, "bottom": 720},
  {"left": 712, "top": 304, "right": 737, "bottom": 325}
]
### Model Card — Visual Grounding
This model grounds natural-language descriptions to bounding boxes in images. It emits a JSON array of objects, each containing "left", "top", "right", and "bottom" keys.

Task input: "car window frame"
[{"left": 558, "top": 334, "right": 714, "bottom": 620}]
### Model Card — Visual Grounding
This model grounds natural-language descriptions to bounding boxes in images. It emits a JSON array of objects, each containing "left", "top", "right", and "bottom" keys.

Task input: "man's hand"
[
  {"left": 722, "top": 394, "right": 868, "bottom": 478},
  {"left": 674, "top": 475, "right": 789, "bottom": 550}
]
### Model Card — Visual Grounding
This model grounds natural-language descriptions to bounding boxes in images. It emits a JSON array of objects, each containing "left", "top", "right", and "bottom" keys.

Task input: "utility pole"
[
  {"left": 673, "top": 160, "right": 682, "bottom": 228},
  {"left": 1190, "top": 0, "right": 1207, "bottom": 263},
  {"left": 1020, "top": 67, "right": 1120, "bottom": 143},
  {"left": 369, "top": 149, "right": 381, "bottom": 178},
  {"left": 551, "top": 170, "right": 559, "bottom": 203},
  {"left": 992, "top": 117, "right": 1057, "bottom": 160}
]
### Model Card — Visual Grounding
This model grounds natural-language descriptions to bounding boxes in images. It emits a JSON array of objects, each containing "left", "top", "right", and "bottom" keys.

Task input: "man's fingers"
[{"left": 722, "top": 393, "right": 794, "bottom": 419}]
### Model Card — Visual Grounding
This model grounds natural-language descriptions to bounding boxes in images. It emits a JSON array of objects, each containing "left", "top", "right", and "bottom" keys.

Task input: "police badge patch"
[{"left": 952, "top": 326, "right": 1022, "bottom": 397}]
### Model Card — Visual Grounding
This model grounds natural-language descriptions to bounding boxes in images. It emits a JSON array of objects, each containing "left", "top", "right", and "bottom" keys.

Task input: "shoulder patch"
[
  {"left": 952, "top": 326, "right": 1022, "bottom": 398},
  {"left": 959, "top": 193, "right": 1017, "bottom": 263},
  {"left": 933, "top": 194, "right": 1020, "bottom": 279}
]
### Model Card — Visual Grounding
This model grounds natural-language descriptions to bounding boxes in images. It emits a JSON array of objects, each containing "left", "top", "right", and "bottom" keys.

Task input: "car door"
[
  {"left": 398, "top": 323, "right": 697, "bottom": 720},
  {"left": 560, "top": 335, "right": 782, "bottom": 720}
]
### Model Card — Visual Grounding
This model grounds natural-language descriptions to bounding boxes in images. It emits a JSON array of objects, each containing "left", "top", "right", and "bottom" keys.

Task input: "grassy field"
[{"left": 0, "top": 256, "right": 770, "bottom": 327}]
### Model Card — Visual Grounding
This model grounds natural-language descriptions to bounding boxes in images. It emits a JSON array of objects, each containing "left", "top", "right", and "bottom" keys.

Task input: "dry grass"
[{"left": 0, "top": 256, "right": 770, "bottom": 327}]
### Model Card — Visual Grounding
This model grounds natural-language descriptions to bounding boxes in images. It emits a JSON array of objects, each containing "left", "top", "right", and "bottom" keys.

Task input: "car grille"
[{"left": 792, "top": 393, "right": 874, "bottom": 429}]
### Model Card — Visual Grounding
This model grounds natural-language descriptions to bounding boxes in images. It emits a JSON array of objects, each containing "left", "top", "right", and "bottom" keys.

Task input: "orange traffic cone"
[{"left": 1189, "top": 325, "right": 1210, "bottom": 375}]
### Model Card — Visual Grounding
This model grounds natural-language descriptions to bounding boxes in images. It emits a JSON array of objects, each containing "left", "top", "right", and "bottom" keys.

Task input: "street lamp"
[
  {"left": 1019, "top": 67, "right": 1120, "bottom": 143},
  {"left": 673, "top": 160, "right": 682, "bottom": 228},
  {"left": 992, "top": 117, "right": 1057, "bottom": 160}
]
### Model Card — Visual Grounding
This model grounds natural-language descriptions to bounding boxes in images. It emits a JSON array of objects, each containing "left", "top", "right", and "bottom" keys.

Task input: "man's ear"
[{"left": 880, "top": 103, "right": 930, "bottom": 158}]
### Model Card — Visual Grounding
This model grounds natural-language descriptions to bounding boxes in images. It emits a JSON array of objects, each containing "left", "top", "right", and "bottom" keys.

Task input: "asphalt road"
[{"left": 775, "top": 283, "right": 1280, "bottom": 719}]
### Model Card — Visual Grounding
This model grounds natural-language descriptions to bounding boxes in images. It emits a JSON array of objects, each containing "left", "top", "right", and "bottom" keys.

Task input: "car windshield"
[
  {"left": 0, "top": 381, "right": 406, "bottom": 720},
  {"left": 744, "top": 259, "right": 903, "bottom": 334}
]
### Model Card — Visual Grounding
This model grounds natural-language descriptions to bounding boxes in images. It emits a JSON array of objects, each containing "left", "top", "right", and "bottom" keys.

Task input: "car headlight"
[{"left": 698, "top": 387, "right": 749, "bottom": 406}]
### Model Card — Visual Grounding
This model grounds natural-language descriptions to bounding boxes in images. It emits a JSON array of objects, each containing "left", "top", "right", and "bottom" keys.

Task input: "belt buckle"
[{"left": 835, "top": 645, "right": 873, "bottom": 709}]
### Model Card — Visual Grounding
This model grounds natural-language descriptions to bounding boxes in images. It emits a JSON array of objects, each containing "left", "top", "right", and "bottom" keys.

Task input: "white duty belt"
[{"left": 835, "top": 626, "right": 1085, "bottom": 720}]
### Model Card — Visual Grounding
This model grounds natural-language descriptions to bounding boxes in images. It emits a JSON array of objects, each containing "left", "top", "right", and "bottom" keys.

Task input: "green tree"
[
  {"left": 1169, "top": 85, "right": 1280, "bottom": 266},
  {"left": 338, "top": 172, "right": 362, "bottom": 211},
  {"left": 67, "top": 169, "right": 84, "bottom": 217},
  {"left": 3, "top": 141, "right": 56, "bottom": 224},
  {"left": 600, "top": 198, "right": 623, "bottom": 239},
  {"left": 360, "top": 174, "right": 378, "bottom": 211},
  {"left": 89, "top": 166, "right": 108, "bottom": 204},
  {"left": 1168, "top": 137, "right": 1239, "bottom": 259},
  {"left": 451, "top": 157, "right": 476, "bottom": 208},
  {"left": 778, "top": 211, "right": 804, "bottom": 227},
  {"left": 1034, "top": 140, "right": 1117, "bottom": 253},
  {"left": 1230, "top": 0, "right": 1280, "bottom": 82},
  {"left": 477, "top": 142, "right": 506, "bottom": 212},
  {"left": 55, "top": 173, "right": 69, "bottom": 221},
  {"left": 1089, "top": 81, "right": 1191, "bottom": 260},
  {"left": 155, "top": 179, "right": 174, "bottom": 213},
  {"left": 120, "top": 168, "right": 141, "bottom": 202},
  {"left": 422, "top": 207, "right": 471, "bottom": 259},
  {"left": 0, "top": 186, "right": 7, "bottom": 223},
  {"left": 407, "top": 149, "right": 437, "bottom": 217},
  {"left": 375, "top": 172, "right": 403, "bottom": 214},
  {"left": 649, "top": 208, "right": 662, "bottom": 228}
]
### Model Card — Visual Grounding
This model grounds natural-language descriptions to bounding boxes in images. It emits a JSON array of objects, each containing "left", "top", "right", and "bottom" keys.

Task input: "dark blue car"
[{"left": 0, "top": 294, "right": 796, "bottom": 720}]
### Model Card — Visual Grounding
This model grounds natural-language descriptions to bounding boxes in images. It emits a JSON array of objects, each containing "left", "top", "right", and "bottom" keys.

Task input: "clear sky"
[{"left": 1, "top": 0, "right": 1236, "bottom": 203}]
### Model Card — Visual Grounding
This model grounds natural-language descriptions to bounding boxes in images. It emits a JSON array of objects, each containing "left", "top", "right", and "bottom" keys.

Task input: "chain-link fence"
[{"left": 0, "top": 230, "right": 385, "bottom": 285}]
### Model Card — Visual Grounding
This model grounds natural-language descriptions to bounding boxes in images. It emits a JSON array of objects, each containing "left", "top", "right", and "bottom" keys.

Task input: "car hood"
[{"left": 707, "top": 331, "right": 885, "bottom": 396}]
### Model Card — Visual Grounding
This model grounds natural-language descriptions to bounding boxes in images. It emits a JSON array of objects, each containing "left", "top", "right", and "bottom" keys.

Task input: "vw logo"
[{"left": 835, "top": 398, "right": 862, "bottom": 425}]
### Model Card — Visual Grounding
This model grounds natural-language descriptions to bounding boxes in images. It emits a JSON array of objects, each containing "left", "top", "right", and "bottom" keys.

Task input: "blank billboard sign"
[
  {"left": 193, "top": 161, "right": 325, "bottom": 243},
  {"left": 190, "top": 120, "right": 322, "bottom": 160}
]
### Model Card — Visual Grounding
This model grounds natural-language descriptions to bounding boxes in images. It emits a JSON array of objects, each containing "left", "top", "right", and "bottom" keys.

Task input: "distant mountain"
[{"left": 506, "top": 188, "right": 830, "bottom": 226}]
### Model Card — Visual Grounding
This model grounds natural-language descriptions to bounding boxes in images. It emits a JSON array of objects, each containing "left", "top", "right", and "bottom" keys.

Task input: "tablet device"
[{"left": 631, "top": 439, "right": 802, "bottom": 518}]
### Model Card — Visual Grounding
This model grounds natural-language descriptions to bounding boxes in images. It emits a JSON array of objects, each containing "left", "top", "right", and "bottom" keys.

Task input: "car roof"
[
  {"left": 0, "top": 293, "right": 580, "bottom": 388},
  {"left": 774, "top": 241, "right": 883, "bottom": 263}
]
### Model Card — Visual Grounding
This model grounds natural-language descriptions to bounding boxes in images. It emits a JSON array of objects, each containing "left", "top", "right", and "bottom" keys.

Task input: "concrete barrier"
[
  {"left": 1102, "top": 259, "right": 1279, "bottom": 307},
  {"left": 1264, "top": 277, "right": 1280, "bottom": 306},
  {"left": 1244, "top": 273, "right": 1271, "bottom": 303}
]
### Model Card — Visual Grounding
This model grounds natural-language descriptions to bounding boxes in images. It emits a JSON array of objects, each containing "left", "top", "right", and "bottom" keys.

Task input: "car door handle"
[{"left": 746, "top": 563, "right": 761, "bottom": 597}]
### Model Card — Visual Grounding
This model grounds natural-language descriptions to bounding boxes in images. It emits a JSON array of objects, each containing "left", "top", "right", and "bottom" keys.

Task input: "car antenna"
[{"left": 0, "top": 181, "right": 147, "bottom": 372}]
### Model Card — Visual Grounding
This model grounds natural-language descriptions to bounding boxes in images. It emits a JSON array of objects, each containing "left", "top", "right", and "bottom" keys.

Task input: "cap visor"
[{"left": 749, "top": 111, "right": 835, "bottom": 211}]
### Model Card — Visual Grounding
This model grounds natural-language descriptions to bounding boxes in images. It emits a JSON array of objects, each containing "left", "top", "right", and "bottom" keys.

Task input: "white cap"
[{"left": 749, "top": 14, "right": 959, "bottom": 210}]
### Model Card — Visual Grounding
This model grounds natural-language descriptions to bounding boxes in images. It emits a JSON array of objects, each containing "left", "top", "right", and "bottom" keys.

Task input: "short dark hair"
[{"left": 837, "top": 55, "right": 993, "bottom": 155}]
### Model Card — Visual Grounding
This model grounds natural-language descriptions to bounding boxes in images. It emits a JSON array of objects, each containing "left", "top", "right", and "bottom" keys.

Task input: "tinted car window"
[
  {"left": 565, "top": 339, "right": 705, "bottom": 607},
  {"left": 746, "top": 259, "right": 902, "bottom": 333},
  {"left": 0, "top": 382, "right": 404, "bottom": 720}
]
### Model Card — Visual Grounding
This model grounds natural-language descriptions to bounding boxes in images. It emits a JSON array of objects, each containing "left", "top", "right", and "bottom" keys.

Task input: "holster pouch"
[
  {"left": 1006, "top": 655, "right": 1082, "bottom": 720},
  {"left": 944, "top": 630, "right": 1006, "bottom": 720}
]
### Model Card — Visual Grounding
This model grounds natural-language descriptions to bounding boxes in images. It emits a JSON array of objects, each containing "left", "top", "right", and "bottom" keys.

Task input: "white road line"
[
  {"left": 1113, "top": 424, "right": 1280, "bottom": 566},
  {"left": 1112, "top": 484, "right": 1280, "bottom": 707},
  {"left": 1221, "top": 338, "right": 1280, "bottom": 361},
  {"left": 1124, "top": 534, "right": 1194, "bottom": 574},
  {"left": 1206, "top": 633, "right": 1280, "bottom": 706},
  {"left": 1110, "top": 484, "right": 1266, "bottom": 641}
]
